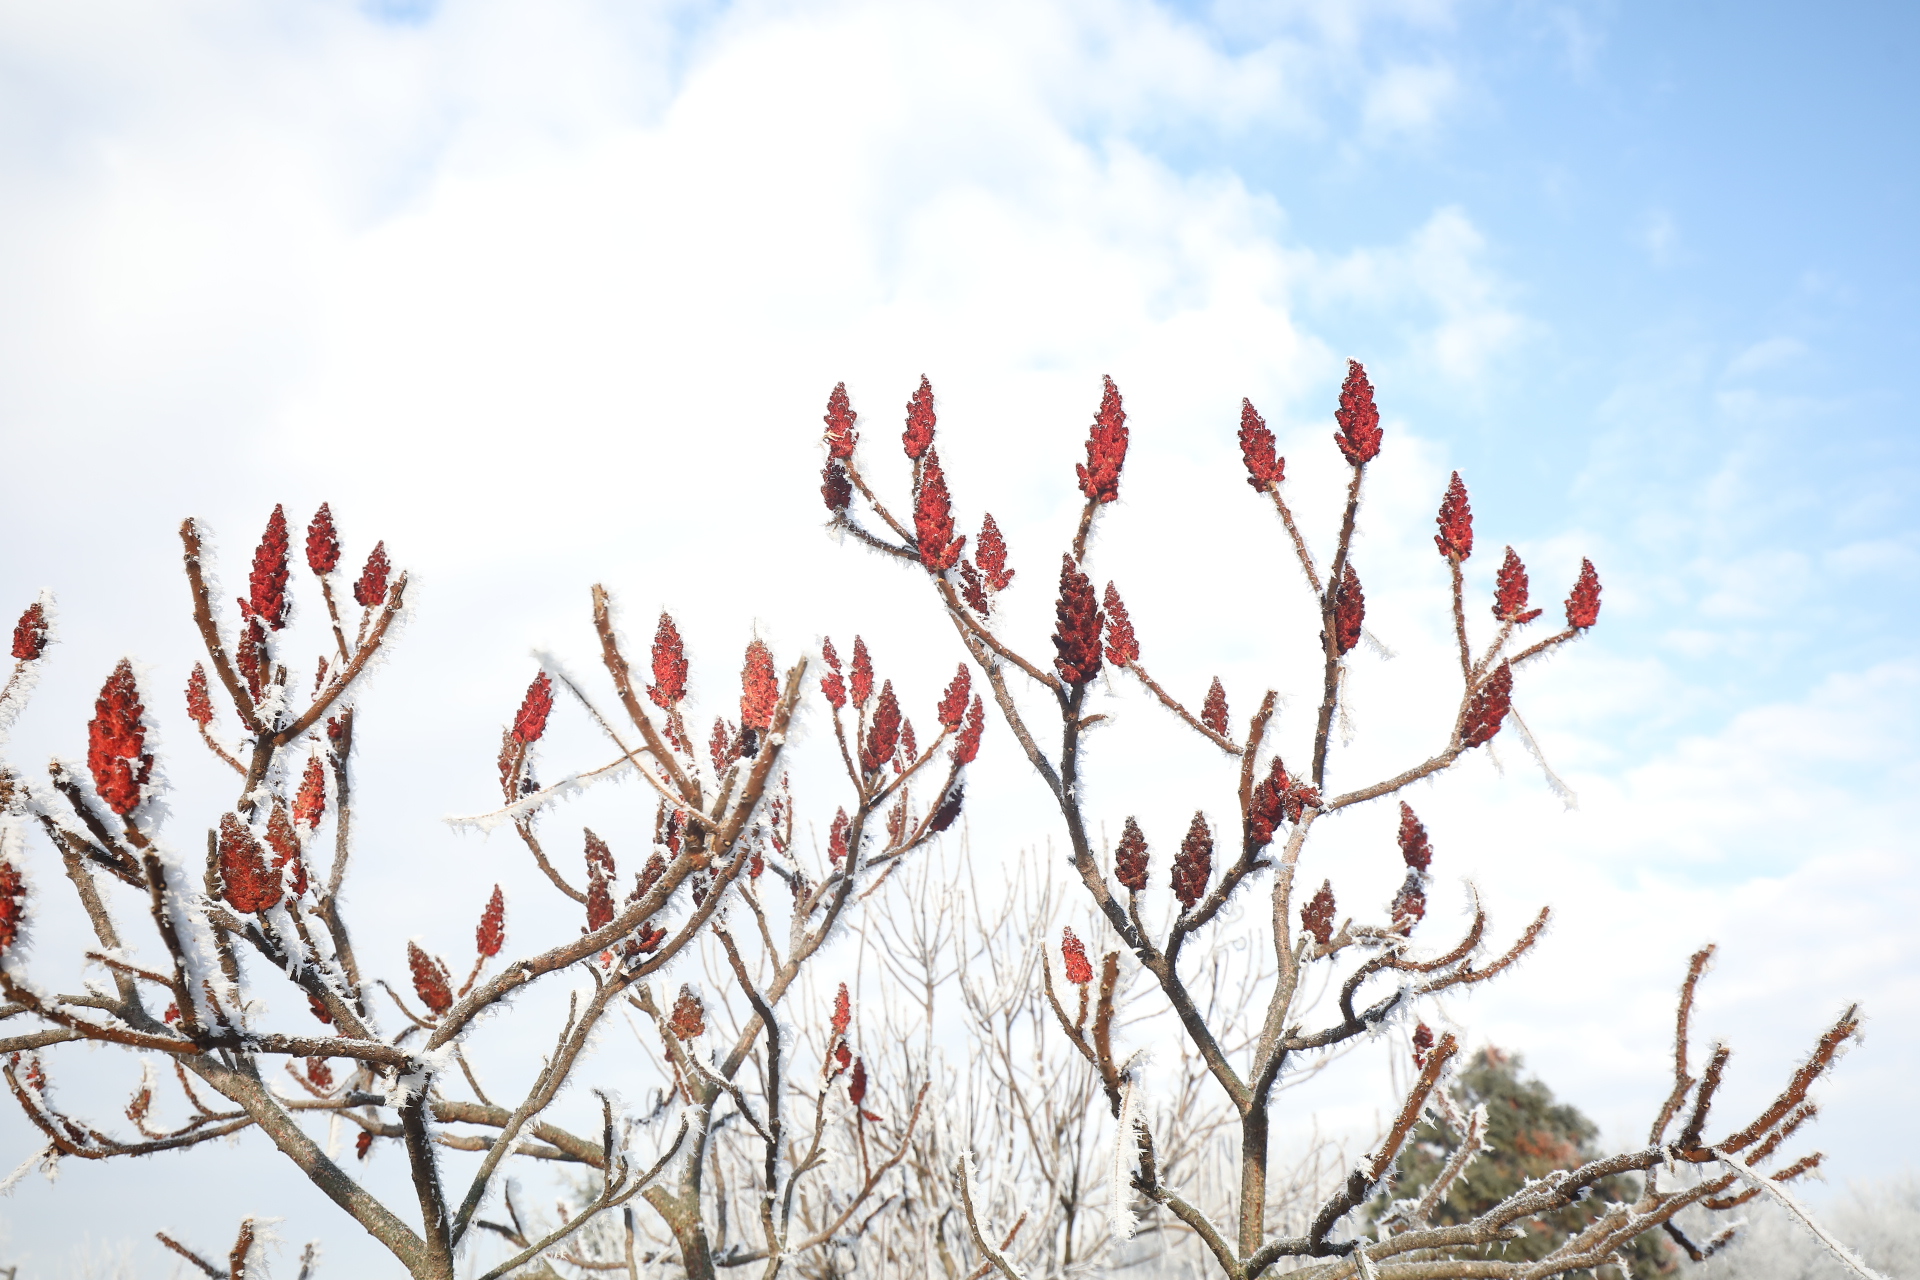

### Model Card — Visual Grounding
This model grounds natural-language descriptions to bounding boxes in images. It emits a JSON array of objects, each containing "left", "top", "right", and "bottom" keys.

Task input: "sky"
[{"left": 0, "top": 1, "right": 1915, "bottom": 1275}]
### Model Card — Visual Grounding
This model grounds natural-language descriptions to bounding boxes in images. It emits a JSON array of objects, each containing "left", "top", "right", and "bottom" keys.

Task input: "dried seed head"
[
  {"left": 294, "top": 755, "right": 328, "bottom": 830},
  {"left": 929, "top": 782, "right": 965, "bottom": 832},
  {"left": 1114, "top": 817, "right": 1149, "bottom": 892},
  {"left": 669, "top": 985, "right": 706, "bottom": 1039},
  {"left": 1248, "top": 756, "right": 1289, "bottom": 849},
  {"left": 308, "top": 993, "right": 332, "bottom": 1025},
  {"left": 937, "top": 665, "right": 971, "bottom": 730},
  {"left": 1461, "top": 662, "right": 1514, "bottom": 749},
  {"left": 819, "top": 638, "right": 847, "bottom": 710},
  {"left": 236, "top": 615, "right": 268, "bottom": 701},
  {"left": 1390, "top": 872, "right": 1427, "bottom": 935},
  {"left": 849, "top": 1057, "right": 868, "bottom": 1105},
  {"left": 512, "top": 673, "right": 555, "bottom": 744},
  {"left": 307, "top": 1057, "right": 334, "bottom": 1091},
  {"left": 913, "top": 448, "right": 966, "bottom": 573},
  {"left": 305, "top": 504, "right": 341, "bottom": 575},
  {"left": 1331, "top": 563, "right": 1365, "bottom": 655},
  {"left": 828, "top": 807, "right": 851, "bottom": 864},
  {"left": 833, "top": 1041, "right": 851, "bottom": 1071},
  {"left": 1102, "top": 582, "right": 1139, "bottom": 665},
  {"left": 1492, "top": 547, "right": 1542, "bottom": 624},
  {"left": 10, "top": 601, "right": 49, "bottom": 662},
  {"left": 1062, "top": 926, "right": 1093, "bottom": 985},
  {"left": 1075, "top": 375, "right": 1129, "bottom": 504},
  {"left": 823, "top": 382, "right": 859, "bottom": 460},
  {"left": 1412, "top": 1022, "right": 1435, "bottom": 1068},
  {"left": 1238, "top": 399, "right": 1283, "bottom": 491},
  {"left": 218, "top": 813, "right": 281, "bottom": 914},
  {"left": 958, "top": 560, "right": 990, "bottom": 613},
  {"left": 185, "top": 663, "right": 215, "bottom": 727},
  {"left": 821, "top": 458, "right": 853, "bottom": 513},
  {"left": 952, "top": 695, "right": 985, "bottom": 766},
  {"left": 476, "top": 885, "right": 506, "bottom": 958},
  {"left": 830, "top": 982, "right": 851, "bottom": 1038},
  {"left": 648, "top": 612, "right": 689, "bottom": 708},
  {"left": 1434, "top": 472, "right": 1473, "bottom": 562},
  {"left": 860, "top": 681, "right": 901, "bottom": 775},
  {"left": 356, "top": 1130, "right": 373, "bottom": 1160},
  {"left": 1332, "top": 359, "right": 1382, "bottom": 466},
  {"left": 709, "top": 718, "right": 740, "bottom": 772},
  {"left": 976, "top": 513, "right": 1015, "bottom": 591},
  {"left": 740, "top": 640, "right": 778, "bottom": 731},
  {"left": 1566, "top": 558, "right": 1602, "bottom": 629},
  {"left": 408, "top": 941, "right": 454, "bottom": 1015},
  {"left": 1051, "top": 556, "right": 1104, "bottom": 685},
  {"left": 1171, "top": 812, "right": 1212, "bottom": 909},
  {"left": 902, "top": 376, "right": 936, "bottom": 461},
  {"left": 248, "top": 505, "right": 293, "bottom": 631},
  {"left": 265, "top": 801, "right": 308, "bottom": 898},
  {"left": 352, "top": 541, "right": 390, "bottom": 609},
  {"left": 629, "top": 851, "right": 669, "bottom": 908},
  {"left": 88, "top": 660, "right": 153, "bottom": 818},
  {"left": 1397, "top": 802, "right": 1433, "bottom": 873},
  {"left": 850, "top": 636, "right": 874, "bottom": 708},
  {"left": 585, "top": 830, "right": 615, "bottom": 931},
  {"left": 1201, "top": 678, "right": 1229, "bottom": 736},
  {"left": 0, "top": 856, "right": 25, "bottom": 955},
  {"left": 1302, "top": 879, "right": 1336, "bottom": 946}
]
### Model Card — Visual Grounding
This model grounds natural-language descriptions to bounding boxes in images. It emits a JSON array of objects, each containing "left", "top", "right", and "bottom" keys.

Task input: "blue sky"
[{"left": 0, "top": 1, "right": 1914, "bottom": 1275}]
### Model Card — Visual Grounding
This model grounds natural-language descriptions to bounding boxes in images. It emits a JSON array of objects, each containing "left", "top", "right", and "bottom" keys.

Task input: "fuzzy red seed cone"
[
  {"left": 408, "top": 942, "right": 454, "bottom": 1015},
  {"left": 1062, "top": 926, "right": 1093, "bottom": 985},
  {"left": 1114, "top": 817, "right": 1149, "bottom": 892},
  {"left": 1331, "top": 563, "right": 1365, "bottom": 655},
  {"left": 849, "top": 1057, "right": 868, "bottom": 1106},
  {"left": 305, "top": 503, "right": 342, "bottom": 575},
  {"left": 1391, "top": 872, "right": 1427, "bottom": 935},
  {"left": 821, "top": 458, "right": 853, "bottom": 513},
  {"left": 1171, "top": 812, "right": 1212, "bottom": 909},
  {"left": 860, "top": 682, "right": 901, "bottom": 775},
  {"left": 1075, "top": 375, "right": 1129, "bottom": 504},
  {"left": 648, "top": 612, "right": 688, "bottom": 709},
  {"left": 356, "top": 1130, "right": 373, "bottom": 1160},
  {"left": 912, "top": 449, "right": 965, "bottom": 573},
  {"left": 1238, "top": 399, "right": 1283, "bottom": 491},
  {"left": 307, "top": 993, "right": 332, "bottom": 1025},
  {"left": 236, "top": 615, "right": 268, "bottom": 702},
  {"left": 292, "top": 755, "right": 327, "bottom": 831},
  {"left": 11, "top": 601, "right": 49, "bottom": 661},
  {"left": 1462, "top": 662, "right": 1514, "bottom": 748},
  {"left": 0, "top": 858, "right": 26, "bottom": 955},
  {"left": 88, "top": 660, "right": 152, "bottom": 819},
  {"left": 476, "top": 885, "right": 506, "bottom": 958},
  {"left": 902, "top": 376, "right": 936, "bottom": 461},
  {"left": 1333, "top": 359, "right": 1383, "bottom": 466},
  {"left": 936, "top": 665, "right": 971, "bottom": 730},
  {"left": 1397, "top": 802, "right": 1434, "bottom": 873},
  {"left": 512, "top": 673, "right": 555, "bottom": 744},
  {"left": 1492, "top": 547, "right": 1541, "bottom": 623},
  {"left": 1247, "top": 756, "right": 1289, "bottom": 849},
  {"left": 976, "top": 513, "right": 1015, "bottom": 591},
  {"left": 740, "top": 640, "right": 778, "bottom": 731},
  {"left": 958, "top": 560, "right": 990, "bottom": 613},
  {"left": 265, "top": 802, "right": 309, "bottom": 898},
  {"left": 218, "top": 813, "right": 281, "bottom": 914},
  {"left": 1566, "top": 558, "right": 1602, "bottom": 629},
  {"left": 670, "top": 985, "right": 706, "bottom": 1039},
  {"left": 1051, "top": 556, "right": 1104, "bottom": 685},
  {"left": 951, "top": 695, "right": 985, "bottom": 766},
  {"left": 850, "top": 636, "right": 874, "bottom": 708},
  {"left": 708, "top": 718, "right": 738, "bottom": 772},
  {"left": 185, "top": 663, "right": 215, "bottom": 728},
  {"left": 1102, "top": 582, "right": 1139, "bottom": 665},
  {"left": 1412, "top": 1022, "right": 1435, "bottom": 1067},
  {"left": 1301, "top": 879, "right": 1336, "bottom": 947},
  {"left": 585, "top": 870, "right": 614, "bottom": 934},
  {"left": 352, "top": 542, "right": 390, "bottom": 608},
  {"left": 1435, "top": 472, "right": 1473, "bottom": 562},
  {"left": 896, "top": 717, "right": 918, "bottom": 768},
  {"left": 248, "top": 505, "right": 293, "bottom": 631},
  {"left": 824, "top": 382, "right": 859, "bottom": 460},
  {"left": 830, "top": 982, "right": 852, "bottom": 1038},
  {"left": 1201, "top": 677, "right": 1229, "bottom": 736},
  {"left": 827, "top": 807, "right": 851, "bottom": 865}
]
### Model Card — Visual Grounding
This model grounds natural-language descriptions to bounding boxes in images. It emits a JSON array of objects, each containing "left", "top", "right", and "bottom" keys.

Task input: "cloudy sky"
[{"left": 0, "top": 1, "right": 1915, "bottom": 1275}]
